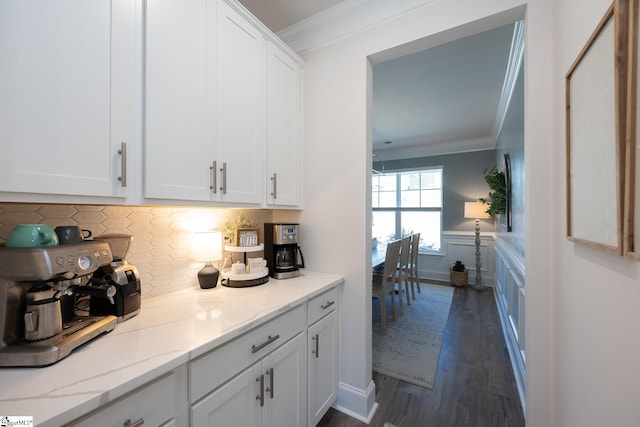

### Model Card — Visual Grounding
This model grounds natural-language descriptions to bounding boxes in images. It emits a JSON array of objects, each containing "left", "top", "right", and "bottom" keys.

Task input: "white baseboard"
[{"left": 333, "top": 380, "right": 378, "bottom": 423}]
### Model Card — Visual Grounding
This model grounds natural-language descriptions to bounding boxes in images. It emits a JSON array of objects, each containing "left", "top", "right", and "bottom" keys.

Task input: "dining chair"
[
  {"left": 409, "top": 233, "right": 421, "bottom": 299},
  {"left": 372, "top": 239, "right": 401, "bottom": 335},
  {"left": 396, "top": 235, "right": 412, "bottom": 310}
]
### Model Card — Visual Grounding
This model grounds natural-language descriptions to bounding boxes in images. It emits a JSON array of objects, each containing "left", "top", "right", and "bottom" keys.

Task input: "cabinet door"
[
  {"left": 0, "top": 0, "right": 137, "bottom": 198},
  {"left": 144, "top": 0, "right": 216, "bottom": 201},
  {"left": 191, "top": 363, "right": 262, "bottom": 427},
  {"left": 266, "top": 42, "right": 302, "bottom": 207},
  {"left": 308, "top": 311, "right": 338, "bottom": 427},
  {"left": 216, "top": 0, "right": 265, "bottom": 204},
  {"left": 264, "top": 333, "right": 307, "bottom": 427}
]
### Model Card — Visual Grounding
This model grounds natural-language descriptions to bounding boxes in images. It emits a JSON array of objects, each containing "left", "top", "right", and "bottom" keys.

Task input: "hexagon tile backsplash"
[{"left": 0, "top": 204, "right": 299, "bottom": 299}]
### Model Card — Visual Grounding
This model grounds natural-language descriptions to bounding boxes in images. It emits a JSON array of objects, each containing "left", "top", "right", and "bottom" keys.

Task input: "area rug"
[{"left": 372, "top": 283, "right": 454, "bottom": 389}]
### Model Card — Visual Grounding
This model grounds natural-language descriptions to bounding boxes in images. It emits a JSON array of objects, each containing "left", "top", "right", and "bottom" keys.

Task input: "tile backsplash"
[{"left": 0, "top": 204, "right": 300, "bottom": 298}]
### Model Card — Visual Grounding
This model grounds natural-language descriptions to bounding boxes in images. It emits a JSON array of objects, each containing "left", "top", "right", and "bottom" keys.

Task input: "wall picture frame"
[
  {"left": 625, "top": 0, "right": 640, "bottom": 258},
  {"left": 235, "top": 228, "right": 259, "bottom": 247},
  {"left": 566, "top": 0, "right": 629, "bottom": 255},
  {"left": 500, "top": 153, "right": 512, "bottom": 232}
]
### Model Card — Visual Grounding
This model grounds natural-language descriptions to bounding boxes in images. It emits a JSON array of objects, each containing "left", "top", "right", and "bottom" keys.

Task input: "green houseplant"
[
  {"left": 450, "top": 260, "right": 468, "bottom": 287},
  {"left": 479, "top": 165, "right": 506, "bottom": 216}
]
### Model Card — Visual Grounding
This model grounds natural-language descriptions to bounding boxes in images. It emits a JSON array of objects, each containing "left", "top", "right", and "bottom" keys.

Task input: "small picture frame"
[{"left": 235, "top": 228, "right": 259, "bottom": 247}]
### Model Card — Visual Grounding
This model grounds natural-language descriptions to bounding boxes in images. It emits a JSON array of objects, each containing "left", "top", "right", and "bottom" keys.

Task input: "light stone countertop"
[{"left": 0, "top": 270, "right": 344, "bottom": 427}]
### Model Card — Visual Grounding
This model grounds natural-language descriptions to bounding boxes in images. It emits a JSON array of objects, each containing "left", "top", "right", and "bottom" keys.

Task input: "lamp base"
[{"left": 198, "top": 263, "right": 219, "bottom": 289}]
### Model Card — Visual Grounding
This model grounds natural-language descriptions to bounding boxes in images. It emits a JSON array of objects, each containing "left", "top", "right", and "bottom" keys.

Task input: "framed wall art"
[
  {"left": 235, "top": 228, "right": 259, "bottom": 247},
  {"left": 625, "top": 0, "right": 640, "bottom": 258},
  {"left": 500, "top": 153, "right": 512, "bottom": 232},
  {"left": 566, "top": 0, "right": 629, "bottom": 255}
]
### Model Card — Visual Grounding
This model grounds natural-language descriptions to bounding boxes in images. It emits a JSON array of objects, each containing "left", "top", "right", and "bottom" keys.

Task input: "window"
[{"left": 372, "top": 167, "right": 443, "bottom": 251}]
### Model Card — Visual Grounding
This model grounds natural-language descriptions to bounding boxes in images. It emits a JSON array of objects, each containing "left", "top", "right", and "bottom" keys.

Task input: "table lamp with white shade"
[
  {"left": 193, "top": 231, "right": 223, "bottom": 289},
  {"left": 464, "top": 201, "right": 491, "bottom": 288}
]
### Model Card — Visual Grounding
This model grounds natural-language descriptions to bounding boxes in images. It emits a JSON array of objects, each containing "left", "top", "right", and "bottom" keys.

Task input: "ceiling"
[{"left": 238, "top": 0, "right": 517, "bottom": 162}]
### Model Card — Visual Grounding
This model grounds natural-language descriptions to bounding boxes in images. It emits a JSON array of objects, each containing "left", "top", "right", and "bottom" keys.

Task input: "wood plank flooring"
[{"left": 317, "top": 285, "right": 525, "bottom": 427}]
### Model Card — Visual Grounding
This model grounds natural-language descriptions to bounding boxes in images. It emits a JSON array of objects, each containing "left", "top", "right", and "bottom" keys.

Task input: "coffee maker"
[
  {"left": 0, "top": 241, "right": 118, "bottom": 367},
  {"left": 264, "top": 223, "right": 305, "bottom": 279},
  {"left": 90, "top": 234, "right": 141, "bottom": 322}
]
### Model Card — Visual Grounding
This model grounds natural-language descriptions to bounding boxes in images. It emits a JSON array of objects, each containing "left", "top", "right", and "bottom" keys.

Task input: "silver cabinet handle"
[
  {"left": 124, "top": 418, "right": 144, "bottom": 427},
  {"left": 256, "top": 374, "right": 264, "bottom": 407},
  {"left": 117, "top": 142, "right": 127, "bottom": 187},
  {"left": 210, "top": 161, "right": 217, "bottom": 194},
  {"left": 251, "top": 334, "right": 280, "bottom": 354},
  {"left": 270, "top": 173, "right": 277, "bottom": 199},
  {"left": 266, "top": 367, "right": 274, "bottom": 399},
  {"left": 321, "top": 300, "right": 335, "bottom": 310},
  {"left": 219, "top": 162, "right": 227, "bottom": 194},
  {"left": 312, "top": 333, "right": 319, "bottom": 358}
]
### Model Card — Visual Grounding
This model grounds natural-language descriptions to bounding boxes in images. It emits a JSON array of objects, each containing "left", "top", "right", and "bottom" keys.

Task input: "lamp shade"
[
  {"left": 192, "top": 231, "right": 223, "bottom": 262},
  {"left": 464, "top": 201, "right": 491, "bottom": 219}
]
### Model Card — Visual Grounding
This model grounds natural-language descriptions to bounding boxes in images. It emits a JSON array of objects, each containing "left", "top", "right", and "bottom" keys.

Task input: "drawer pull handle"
[
  {"left": 220, "top": 162, "right": 227, "bottom": 195},
  {"left": 256, "top": 374, "right": 265, "bottom": 407},
  {"left": 270, "top": 173, "right": 277, "bottom": 199},
  {"left": 210, "top": 161, "right": 217, "bottom": 194},
  {"left": 312, "top": 333, "right": 320, "bottom": 358},
  {"left": 321, "top": 300, "right": 335, "bottom": 310},
  {"left": 124, "top": 418, "right": 144, "bottom": 427},
  {"left": 118, "top": 142, "right": 127, "bottom": 188},
  {"left": 251, "top": 334, "right": 280, "bottom": 354},
  {"left": 266, "top": 367, "right": 274, "bottom": 399}
]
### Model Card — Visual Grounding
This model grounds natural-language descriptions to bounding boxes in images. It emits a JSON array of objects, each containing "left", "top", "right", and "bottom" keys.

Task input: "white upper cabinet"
[
  {"left": 145, "top": 0, "right": 267, "bottom": 205},
  {"left": 265, "top": 42, "right": 303, "bottom": 208},
  {"left": 144, "top": 0, "right": 215, "bottom": 201},
  {"left": 215, "top": 0, "right": 265, "bottom": 204},
  {"left": 0, "top": 0, "right": 140, "bottom": 201}
]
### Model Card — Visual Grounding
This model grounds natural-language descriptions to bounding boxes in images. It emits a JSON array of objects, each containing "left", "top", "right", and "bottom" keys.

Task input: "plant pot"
[{"left": 450, "top": 269, "right": 468, "bottom": 287}]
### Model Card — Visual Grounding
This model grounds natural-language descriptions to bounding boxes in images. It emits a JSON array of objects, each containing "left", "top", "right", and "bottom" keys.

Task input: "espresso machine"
[
  {"left": 0, "top": 241, "right": 118, "bottom": 367},
  {"left": 90, "top": 234, "right": 141, "bottom": 322},
  {"left": 264, "top": 223, "right": 305, "bottom": 279}
]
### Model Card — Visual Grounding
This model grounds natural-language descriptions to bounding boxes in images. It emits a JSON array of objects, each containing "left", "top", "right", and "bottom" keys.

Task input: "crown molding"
[
  {"left": 277, "top": 0, "right": 440, "bottom": 55},
  {"left": 491, "top": 20, "right": 524, "bottom": 141},
  {"left": 374, "top": 136, "right": 496, "bottom": 161}
]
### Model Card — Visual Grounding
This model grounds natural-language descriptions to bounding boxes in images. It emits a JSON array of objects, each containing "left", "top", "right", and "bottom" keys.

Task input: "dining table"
[{"left": 372, "top": 243, "right": 387, "bottom": 269}]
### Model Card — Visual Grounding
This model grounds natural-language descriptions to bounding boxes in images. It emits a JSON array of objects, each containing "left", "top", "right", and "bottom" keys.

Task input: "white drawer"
[
  {"left": 308, "top": 287, "right": 338, "bottom": 325},
  {"left": 68, "top": 372, "right": 176, "bottom": 427},
  {"left": 189, "top": 303, "right": 305, "bottom": 403}
]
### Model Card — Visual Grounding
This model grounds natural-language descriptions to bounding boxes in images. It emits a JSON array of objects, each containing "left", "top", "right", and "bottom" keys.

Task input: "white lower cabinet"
[
  {"left": 62, "top": 286, "right": 340, "bottom": 427},
  {"left": 189, "top": 304, "right": 307, "bottom": 427},
  {"left": 307, "top": 288, "right": 339, "bottom": 427},
  {"left": 191, "top": 333, "right": 306, "bottom": 426},
  {"left": 67, "top": 368, "right": 188, "bottom": 427}
]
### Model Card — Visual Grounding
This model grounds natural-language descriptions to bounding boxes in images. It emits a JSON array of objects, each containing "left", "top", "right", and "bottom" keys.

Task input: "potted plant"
[
  {"left": 479, "top": 165, "right": 506, "bottom": 216},
  {"left": 450, "top": 260, "right": 468, "bottom": 287}
]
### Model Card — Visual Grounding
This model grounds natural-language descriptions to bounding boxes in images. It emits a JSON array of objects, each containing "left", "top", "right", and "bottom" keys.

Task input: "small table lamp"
[
  {"left": 193, "top": 231, "right": 223, "bottom": 289},
  {"left": 464, "top": 201, "right": 491, "bottom": 288}
]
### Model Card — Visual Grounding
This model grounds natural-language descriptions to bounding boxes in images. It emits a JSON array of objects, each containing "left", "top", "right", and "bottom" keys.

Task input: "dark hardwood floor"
[{"left": 317, "top": 284, "right": 525, "bottom": 427}]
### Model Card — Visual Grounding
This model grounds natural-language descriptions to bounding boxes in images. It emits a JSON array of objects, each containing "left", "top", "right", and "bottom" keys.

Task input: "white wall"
[
  {"left": 299, "top": 0, "right": 557, "bottom": 424},
  {"left": 551, "top": 0, "right": 640, "bottom": 426}
]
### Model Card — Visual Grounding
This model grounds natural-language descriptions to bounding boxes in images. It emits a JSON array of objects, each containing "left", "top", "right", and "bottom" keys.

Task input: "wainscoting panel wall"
[
  {"left": 495, "top": 237, "right": 526, "bottom": 411},
  {"left": 418, "top": 231, "right": 496, "bottom": 285}
]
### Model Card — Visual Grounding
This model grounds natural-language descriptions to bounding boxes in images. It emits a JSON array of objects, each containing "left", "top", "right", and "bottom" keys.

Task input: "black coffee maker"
[
  {"left": 264, "top": 223, "right": 305, "bottom": 279},
  {"left": 90, "top": 234, "right": 141, "bottom": 322}
]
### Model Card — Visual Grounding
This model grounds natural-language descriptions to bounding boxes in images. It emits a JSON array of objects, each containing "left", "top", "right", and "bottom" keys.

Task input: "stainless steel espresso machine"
[
  {"left": 264, "top": 223, "right": 305, "bottom": 279},
  {"left": 0, "top": 241, "right": 118, "bottom": 367}
]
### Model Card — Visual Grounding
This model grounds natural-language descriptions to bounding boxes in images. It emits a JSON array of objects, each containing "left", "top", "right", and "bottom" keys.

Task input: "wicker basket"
[{"left": 450, "top": 269, "right": 468, "bottom": 287}]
